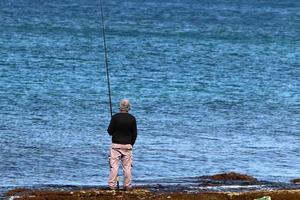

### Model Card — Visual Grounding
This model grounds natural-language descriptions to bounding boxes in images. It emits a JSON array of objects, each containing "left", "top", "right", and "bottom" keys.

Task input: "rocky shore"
[
  {"left": 6, "top": 172, "right": 300, "bottom": 200},
  {"left": 6, "top": 188, "right": 300, "bottom": 200}
]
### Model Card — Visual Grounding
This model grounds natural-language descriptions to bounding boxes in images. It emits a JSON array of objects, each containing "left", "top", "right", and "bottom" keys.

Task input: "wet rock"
[
  {"left": 291, "top": 179, "right": 300, "bottom": 184},
  {"left": 201, "top": 172, "right": 258, "bottom": 183}
]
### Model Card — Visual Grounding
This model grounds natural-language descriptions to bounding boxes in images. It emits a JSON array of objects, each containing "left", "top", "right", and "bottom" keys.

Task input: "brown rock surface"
[{"left": 6, "top": 188, "right": 300, "bottom": 200}]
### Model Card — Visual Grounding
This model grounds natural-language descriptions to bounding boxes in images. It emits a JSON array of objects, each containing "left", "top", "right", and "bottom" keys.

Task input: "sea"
[{"left": 0, "top": 0, "right": 299, "bottom": 197}]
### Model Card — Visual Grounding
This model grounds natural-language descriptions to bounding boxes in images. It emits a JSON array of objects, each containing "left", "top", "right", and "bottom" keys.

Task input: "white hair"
[{"left": 119, "top": 99, "right": 131, "bottom": 111}]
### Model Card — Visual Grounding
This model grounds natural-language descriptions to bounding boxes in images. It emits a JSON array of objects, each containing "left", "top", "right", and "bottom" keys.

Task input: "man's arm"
[
  {"left": 107, "top": 117, "right": 115, "bottom": 135},
  {"left": 131, "top": 118, "right": 137, "bottom": 146}
]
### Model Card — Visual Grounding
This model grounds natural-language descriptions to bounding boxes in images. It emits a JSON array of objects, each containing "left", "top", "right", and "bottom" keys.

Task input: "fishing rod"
[
  {"left": 100, "top": 1, "right": 121, "bottom": 190},
  {"left": 100, "top": 2, "right": 113, "bottom": 118}
]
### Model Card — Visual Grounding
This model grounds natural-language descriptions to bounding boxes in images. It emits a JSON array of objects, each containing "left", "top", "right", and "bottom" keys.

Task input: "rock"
[
  {"left": 201, "top": 172, "right": 258, "bottom": 183},
  {"left": 291, "top": 179, "right": 300, "bottom": 184}
]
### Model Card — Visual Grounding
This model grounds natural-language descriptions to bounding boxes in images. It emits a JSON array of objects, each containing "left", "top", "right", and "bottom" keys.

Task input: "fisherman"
[{"left": 107, "top": 99, "right": 137, "bottom": 190}]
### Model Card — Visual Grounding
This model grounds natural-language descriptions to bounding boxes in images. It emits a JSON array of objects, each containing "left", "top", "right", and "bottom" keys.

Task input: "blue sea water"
[{"left": 0, "top": 0, "right": 299, "bottom": 195}]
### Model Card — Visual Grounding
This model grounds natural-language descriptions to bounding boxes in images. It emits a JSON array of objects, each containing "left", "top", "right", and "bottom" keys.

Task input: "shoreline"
[{"left": 5, "top": 172, "right": 300, "bottom": 200}]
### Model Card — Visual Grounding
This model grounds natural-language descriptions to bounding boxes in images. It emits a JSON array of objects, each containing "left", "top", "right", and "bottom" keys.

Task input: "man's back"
[{"left": 107, "top": 113, "right": 137, "bottom": 146}]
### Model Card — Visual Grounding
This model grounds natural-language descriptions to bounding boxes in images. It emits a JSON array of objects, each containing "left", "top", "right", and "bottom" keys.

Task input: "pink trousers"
[{"left": 108, "top": 143, "right": 133, "bottom": 189}]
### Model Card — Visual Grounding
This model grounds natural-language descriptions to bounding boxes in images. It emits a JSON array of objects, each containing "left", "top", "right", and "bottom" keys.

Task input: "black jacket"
[{"left": 107, "top": 113, "right": 137, "bottom": 146}]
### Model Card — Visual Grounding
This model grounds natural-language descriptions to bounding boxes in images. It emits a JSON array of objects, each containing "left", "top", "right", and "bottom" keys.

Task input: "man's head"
[{"left": 119, "top": 99, "right": 131, "bottom": 112}]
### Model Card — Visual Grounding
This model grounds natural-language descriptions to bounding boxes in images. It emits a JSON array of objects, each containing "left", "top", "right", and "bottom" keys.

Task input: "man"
[{"left": 107, "top": 99, "right": 137, "bottom": 190}]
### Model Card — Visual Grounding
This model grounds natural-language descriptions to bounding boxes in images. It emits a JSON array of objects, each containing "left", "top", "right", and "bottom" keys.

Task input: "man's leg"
[
  {"left": 121, "top": 149, "right": 133, "bottom": 189},
  {"left": 108, "top": 147, "right": 121, "bottom": 189}
]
